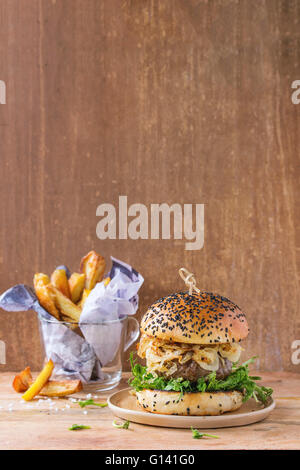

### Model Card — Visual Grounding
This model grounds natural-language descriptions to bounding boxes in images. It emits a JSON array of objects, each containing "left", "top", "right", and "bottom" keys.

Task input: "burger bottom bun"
[{"left": 136, "top": 389, "right": 244, "bottom": 416}]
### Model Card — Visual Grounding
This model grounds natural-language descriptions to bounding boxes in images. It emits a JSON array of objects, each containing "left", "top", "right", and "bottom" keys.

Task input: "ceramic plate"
[{"left": 108, "top": 388, "right": 275, "bottom": 429}]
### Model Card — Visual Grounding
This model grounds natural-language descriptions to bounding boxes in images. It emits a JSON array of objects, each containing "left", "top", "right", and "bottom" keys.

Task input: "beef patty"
[{"left": 165, "top": 356, "right": 232, "bottom": 382}]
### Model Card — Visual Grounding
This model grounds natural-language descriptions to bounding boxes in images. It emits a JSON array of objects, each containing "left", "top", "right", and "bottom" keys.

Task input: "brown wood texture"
[
  {"left": 0, "top": 371, "right": 299, "bottom": 450},
  {"left": 0, "top": 1, "right": 299, "bottom": 372}
]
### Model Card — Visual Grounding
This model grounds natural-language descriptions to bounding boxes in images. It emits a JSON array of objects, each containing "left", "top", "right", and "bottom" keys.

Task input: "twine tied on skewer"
[{"left": 179, "top": 267, "right": 200, "bottom": 295}]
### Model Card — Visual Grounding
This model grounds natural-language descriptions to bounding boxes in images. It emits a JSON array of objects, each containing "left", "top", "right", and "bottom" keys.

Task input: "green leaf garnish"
[
  {"left": 191, "top": 427, "right": 219, "bottom": 439},
  {"left": 112, "top": 419, "right": 130, "bottom": 429},
  {"left": 78, "top": 399, "right": 108, "bottom": 408},
  {"left": 69, "top": 424, "right": 91, "bottom": 431},
  {"left": 129, "top": 353, "right": 273, "bottom": 405}
]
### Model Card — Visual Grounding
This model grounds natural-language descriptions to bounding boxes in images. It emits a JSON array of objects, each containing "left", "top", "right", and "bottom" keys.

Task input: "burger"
[{"left": 129, "top": 291, "right": 273, "bottom": 416}]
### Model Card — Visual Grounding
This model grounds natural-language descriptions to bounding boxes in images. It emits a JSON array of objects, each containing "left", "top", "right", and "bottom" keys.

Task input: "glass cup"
[{"left": 38, "top": 314, "right": 139, "bottom": 391}]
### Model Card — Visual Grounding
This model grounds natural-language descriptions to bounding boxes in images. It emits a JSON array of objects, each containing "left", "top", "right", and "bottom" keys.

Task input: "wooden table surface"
[{"left": 0, "top": 371, "right": 299, "bottom": 450}]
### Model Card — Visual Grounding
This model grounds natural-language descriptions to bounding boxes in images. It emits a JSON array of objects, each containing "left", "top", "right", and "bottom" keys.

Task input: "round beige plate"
[{"left": 108, "top": 388, "right": 275, "bottom": 429}]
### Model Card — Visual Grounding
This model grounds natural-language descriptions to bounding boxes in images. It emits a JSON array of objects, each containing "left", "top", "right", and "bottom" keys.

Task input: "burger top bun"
[{"left": 141, "top": 291, "right": 249, "bottom": 345}]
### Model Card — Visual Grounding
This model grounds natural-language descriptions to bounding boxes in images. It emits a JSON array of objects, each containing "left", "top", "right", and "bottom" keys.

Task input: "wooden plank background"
[{"left": 0, "top": 0, "right": 299, "bottom": 372}]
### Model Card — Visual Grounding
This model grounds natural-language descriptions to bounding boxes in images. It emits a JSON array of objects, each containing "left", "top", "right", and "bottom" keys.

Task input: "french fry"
[
  {"left": 38, "top": 379, "right": 82, "bottom": 397},
  {"left": 78, "top": 288, "right": 91, "bottom": 308},
  {"left": 51, "top": 269, "right": 71, "bottom": 298},
  {"left": 103, "top": 276, "right": 111, "bottom": 286},
  {"left": 22, "top": 359, "right": 54, "bottom": 401},
  {"left": 33, "top": 273, "right": 60, "bottom": 320},
  {"left": 34, "top": 273, "right": 50, "bottom": 287},
  {"left": 47, "top": 285, "right": 81, "bottom": 323},
  {"left": 12, "top": 366, "right": 33, "bottom": 393},
  {"left": 13, "top": 366, "right": 82, "bottom": 397},
  {"left": 80, "top": 250, "right": 106, "bottom": 290},
  {"left": 13, "top": 376, "right": 26, "bottom": 393},
  {"left": 68, "top": 273, "right": 85, "bottom": 303}
]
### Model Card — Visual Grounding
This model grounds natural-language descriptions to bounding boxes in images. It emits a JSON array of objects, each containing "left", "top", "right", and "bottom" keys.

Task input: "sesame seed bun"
[
  {"left": 141, "top": 291, "right": 249, "bottom": 345},
  {"left": 136, "top": 388, "right": 244, "bottom": 416}
]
